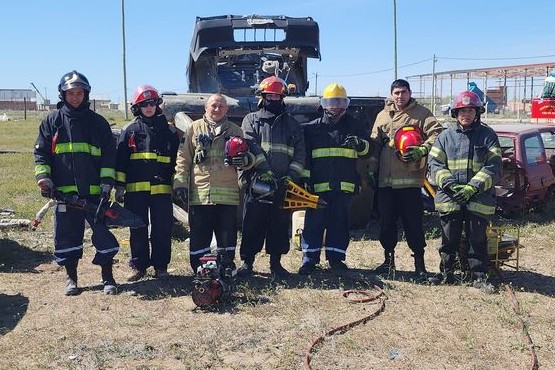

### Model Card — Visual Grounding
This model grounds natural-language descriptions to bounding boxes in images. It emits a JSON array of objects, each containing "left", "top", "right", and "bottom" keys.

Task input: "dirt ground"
[{"left": 1, "top": 217, "right": 554, "bottom": 370}]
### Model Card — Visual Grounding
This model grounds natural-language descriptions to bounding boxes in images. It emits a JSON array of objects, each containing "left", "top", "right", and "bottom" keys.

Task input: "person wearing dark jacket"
[
  {"left": 428, "top": 91, "right": 501, "bottom": 293},
  {"left": 298, "top": 83, "right": 371, "bottom": 275},
  {"left": 237, "top": 76, "right": 305, "bottom": 278},
  {"left": 115, "top": 85, "right": 180, "bottom": 281},
  {"left": 34, "top": 70, "right": 119, "bottom": 295}
]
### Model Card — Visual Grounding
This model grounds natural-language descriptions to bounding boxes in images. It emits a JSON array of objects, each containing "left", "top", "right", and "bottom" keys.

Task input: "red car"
[{"left": 493, "top": 124, "right": 555, "bottom": 214}]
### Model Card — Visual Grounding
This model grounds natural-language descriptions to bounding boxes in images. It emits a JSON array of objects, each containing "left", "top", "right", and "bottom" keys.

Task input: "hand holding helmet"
[
  {"left": 229, "top": 154, "right": 252, "bottom": 168},
  {"left": 402, "top": 146, "right": 428, "bottom": 162}
]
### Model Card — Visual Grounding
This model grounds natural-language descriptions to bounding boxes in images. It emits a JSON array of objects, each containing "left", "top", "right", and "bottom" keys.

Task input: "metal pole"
[
  {"left": 431, "top": 54, "right": 436, "bottom": 114},
  {"left": 393, "top": 0, "right": 398, "bottom": 80},
  {"left": 122, "top": 0, "right": 129, "bottom": 120}
]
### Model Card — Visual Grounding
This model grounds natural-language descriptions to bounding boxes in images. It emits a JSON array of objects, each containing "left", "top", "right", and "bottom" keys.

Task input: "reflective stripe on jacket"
[
  {"left": 428, "top": 121, "right": 502, "bottom": 217},
  {"left": 116, "top": 114, "right": 179, "bottom": 195},
  {"left": 174, "top": 116, "right": 244, "bottom": 206},
  {"left": 302, "top": 113, "right": 370, "bottom": 194},
  {"left": 240, "top": 108, "right": 305, "bottom": 188},
  {"left": 370, "top": 98, "right": 443, "bottom": 189},
  {"left": 34, "top": 103, "right": 116, "bottom": 196}
]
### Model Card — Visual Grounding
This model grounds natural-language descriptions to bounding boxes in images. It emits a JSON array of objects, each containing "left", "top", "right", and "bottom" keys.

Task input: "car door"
[{"left": 520, "top": 132, "right": 552, "bottom": 202}]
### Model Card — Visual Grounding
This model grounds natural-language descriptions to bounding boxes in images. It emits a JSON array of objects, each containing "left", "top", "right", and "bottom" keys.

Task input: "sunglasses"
[{"left": 139, "top": 100, "right": 158, "bottom": 108}]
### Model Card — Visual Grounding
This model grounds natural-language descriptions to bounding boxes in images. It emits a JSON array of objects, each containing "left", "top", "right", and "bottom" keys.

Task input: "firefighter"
[
  {"left": 237, "top": 76, "right": 306, "bottom": 278},
  {"left": 173, "top": 94, "right": 253, "bottom": 273},
  {"left": 298, "top": 83, "right": 371, "bottom": 275},
  {"left": 369, "top": 79, "right": 443, "bottom": 278},
  {"left": 34, "top": 70, "right": 119, "bottom": 295},
  {"left": 115, "top": 85, "right": 180, "bottom": 281},
  {"left": 428, "top": 91, "right": 501, "bottom": 293}
]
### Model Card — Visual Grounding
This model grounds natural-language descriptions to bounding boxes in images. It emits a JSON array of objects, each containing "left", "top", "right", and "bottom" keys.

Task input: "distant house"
[{"left": 0, "top": 89, "right": 37, "bottom": 110}]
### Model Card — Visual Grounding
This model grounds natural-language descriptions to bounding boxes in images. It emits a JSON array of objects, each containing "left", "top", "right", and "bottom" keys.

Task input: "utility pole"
[
  {"left": 314, "top": 73, "right": 318, "bottom": 96},
  {"left": 122, "top": 0, "right": 129, "bottom": 120},
  {"left": 431, "top": 54, "right": 437, "bottom": 114},
  {"left": 393, "top": 0, "right": 398, "bottom": 80}
]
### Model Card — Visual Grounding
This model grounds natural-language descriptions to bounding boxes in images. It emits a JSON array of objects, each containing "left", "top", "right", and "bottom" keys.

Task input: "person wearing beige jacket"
[
  {"left": 369, "top": 79, "right": 443, "bottom": 278},
  {"left": 173, "top": 94, "right": 254, "bottom": 273}
]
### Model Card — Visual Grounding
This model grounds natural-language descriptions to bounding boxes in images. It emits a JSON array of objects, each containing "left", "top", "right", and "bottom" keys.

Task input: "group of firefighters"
[{"left": 34, "top": 70, "right": 501, "bottom": 296}]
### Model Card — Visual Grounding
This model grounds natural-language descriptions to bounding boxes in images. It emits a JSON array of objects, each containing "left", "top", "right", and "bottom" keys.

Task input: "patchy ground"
[{"left": 1, "top": 216, "right": 554, "bottom": 369}]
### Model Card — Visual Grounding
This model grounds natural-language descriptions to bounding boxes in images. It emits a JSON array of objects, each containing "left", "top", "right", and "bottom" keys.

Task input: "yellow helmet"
[
  {"left": 322, "top": 83, "right": 347, "bottom": 98},
  {"left": 321, "top": 83, "right": 349, "bottom": 110}
]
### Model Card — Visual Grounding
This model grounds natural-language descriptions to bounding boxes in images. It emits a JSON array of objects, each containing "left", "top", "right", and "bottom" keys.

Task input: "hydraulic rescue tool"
[
  {"left": 282, "top": 179, "right": 327, "bottom": 210},
  {"left": 191, "top": 250, "right": 236, "bottom": 307},
  {"left": 47, "top": 189, "right": 146, "bottom": 229}
]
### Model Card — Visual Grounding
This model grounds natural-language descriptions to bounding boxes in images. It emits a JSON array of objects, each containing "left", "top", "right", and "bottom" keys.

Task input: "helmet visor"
[{"left": 321, "top": 97, "right": 350, "bottom": 110}]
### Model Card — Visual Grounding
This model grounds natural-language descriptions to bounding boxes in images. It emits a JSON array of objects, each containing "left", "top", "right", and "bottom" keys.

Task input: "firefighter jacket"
[
  {"left": 370, "top": 98, "right": 443, "bottom": 188},
  {"left": 428, "top": 120, "right": 502, "bottom": 217},
  {"left": 240, "top": 108, "right": 305, "bottom": 187},
  {"left": 302, "top": 113, "right": 371, "bottom": 194},
  {"left": 173, "top": 116, "right": 246, "bottom": 206},
  {"left": 116, "top": 114, "right": 179, "bottom": 195},
  {"left": 34, "top": 103, "right": 116, "bottom": 196}
]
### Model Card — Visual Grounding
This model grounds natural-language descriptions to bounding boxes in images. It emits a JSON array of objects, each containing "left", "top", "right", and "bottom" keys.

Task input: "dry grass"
[
  {"left": 1, "top": 215, "right": 554, "bottom": 370},
  {"left": 1, "top": 113, "right": 554, "bottom": 369}
]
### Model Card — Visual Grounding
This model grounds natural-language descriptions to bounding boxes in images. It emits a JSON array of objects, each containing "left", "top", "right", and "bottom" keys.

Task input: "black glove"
[
  {"left": 229, "top": 154, "right": 251, "bottom": 168},
  {"left": 343, "top": 135, "right": 366, "bottom": 152},
  {"left": 172, "top": 187, "right": 188, "bottom": 203},
  {"left": 37, "top": 178, "right": 54, "bottom": 198},
  {"left": 115, "top": 186, "right": 125, "bottom": 203},
  {"left": 193, "top": 149, "right": 207, "bottom": 164},
  {"left": 100, "top": 184, "right": 112, "bottom": 201}
]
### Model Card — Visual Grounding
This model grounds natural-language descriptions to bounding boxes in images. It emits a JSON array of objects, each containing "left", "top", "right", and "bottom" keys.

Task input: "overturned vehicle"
[{"left": 162, "top": 15, "right": 386, "bottom": 228}]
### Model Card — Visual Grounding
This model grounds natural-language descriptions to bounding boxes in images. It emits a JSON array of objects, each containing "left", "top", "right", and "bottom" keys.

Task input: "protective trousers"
[
  {"left": 53, "top": 198, "right": 119, "bottom": 266},
  {"left": 124, "top": 192, "right": 173, "bottom": 271},
  {"left": 301, "top": 191, "right": 351, "bottom": 265},
  {"left": 438, "top": 208, "right": 490, "bottom": 275},
  {"left": 240, "top": 197, "right": 290, "bottom": 264},
  {"left": 188, "top": 204, "right": 237, "bottom": 271},
  {"left": 377, "top": 187, "right": 426, "bottom": 255}
]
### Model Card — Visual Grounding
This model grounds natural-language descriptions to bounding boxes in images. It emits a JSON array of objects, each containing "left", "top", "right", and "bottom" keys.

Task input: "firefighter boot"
[
  {"left": 413, "top": 252, "right": 428, "bottom": 281},
  {"left": 64, "top": 259, "right": 79, "bottom": 296},
  {"left": 237, "top": 259, "right": 254, "bottom": 277},
  {"left": 374, "top": 251, "right": 395, "bottom": 275},
  {"left": 101, "top": 261, "right": 117, "bottom": 295},
  {"left": 270, "top": 254, "right": 290, "bottom": 279}
]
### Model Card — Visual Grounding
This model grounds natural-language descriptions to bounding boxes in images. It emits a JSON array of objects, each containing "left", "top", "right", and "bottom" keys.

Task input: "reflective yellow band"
[
  {"left": 35, "top": 164, "right": 51, "bottom": 176},
  {"left": 312, "top": 147, "right": 357, "bottom": 159},
  {"left": 126, "top": 182, "right": 172, "bottom": 194},
  {"left": 54, "top": 142, "right": 101, "bottom": 156}
]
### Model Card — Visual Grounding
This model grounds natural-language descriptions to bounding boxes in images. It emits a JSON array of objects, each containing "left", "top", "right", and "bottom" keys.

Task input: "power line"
[
  {"left": 318, "top": 58, "right": 432, "bottom": 78},
  {"left": 439, "top": 54, "right": 555, "bottom": 61}
]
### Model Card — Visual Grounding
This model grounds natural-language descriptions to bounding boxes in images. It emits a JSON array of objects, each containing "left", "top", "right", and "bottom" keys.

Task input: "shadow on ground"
[
  {"left": 0, "top": 238, "right": 51, "bottom": 273},
  {"left": 499, "top": 269, "right": 555, "bottom": 297},
  {"left": 0, "top": 293, "right": 29, "bottom": 336}
]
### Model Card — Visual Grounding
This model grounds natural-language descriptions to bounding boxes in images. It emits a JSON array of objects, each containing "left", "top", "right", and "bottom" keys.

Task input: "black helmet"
[{"left": 58, "top": 70, "right": 91, "bottom": 101}]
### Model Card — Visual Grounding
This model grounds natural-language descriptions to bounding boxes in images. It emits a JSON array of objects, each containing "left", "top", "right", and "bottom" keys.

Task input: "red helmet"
[
  {"left": 258, "top": 76, "right": 288, "bottom": 96},
  {"left": 131, "top": 85, "right": 163, "bottom": 116},
  {"left": 224, "top": 136, "right": 249, "bottom": 166},
  {"left": 394, "top": 125, "right": 426, "bottom": 156},
  {"left": 451, "top": 91, "right": 485, "bottom": 118},
  {"left": 131, "top": 85, "right": 162, "bottom": 106}
]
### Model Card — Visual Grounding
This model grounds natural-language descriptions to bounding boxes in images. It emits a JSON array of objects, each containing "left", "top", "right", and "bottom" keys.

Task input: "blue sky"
[{"left": 3, "top": 0, "right": 555, "bottom": 104}]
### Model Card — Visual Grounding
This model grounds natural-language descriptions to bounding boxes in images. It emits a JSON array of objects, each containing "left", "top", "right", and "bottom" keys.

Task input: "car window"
[
  {"left": 540, "top": 131, "right": 555, "bottom": 149},
  {"left": 523, "top": 135, "right": 546, "bottom": 164},
  {"left": 498, "top": 136, "right": 515, "bottom": 158}
]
